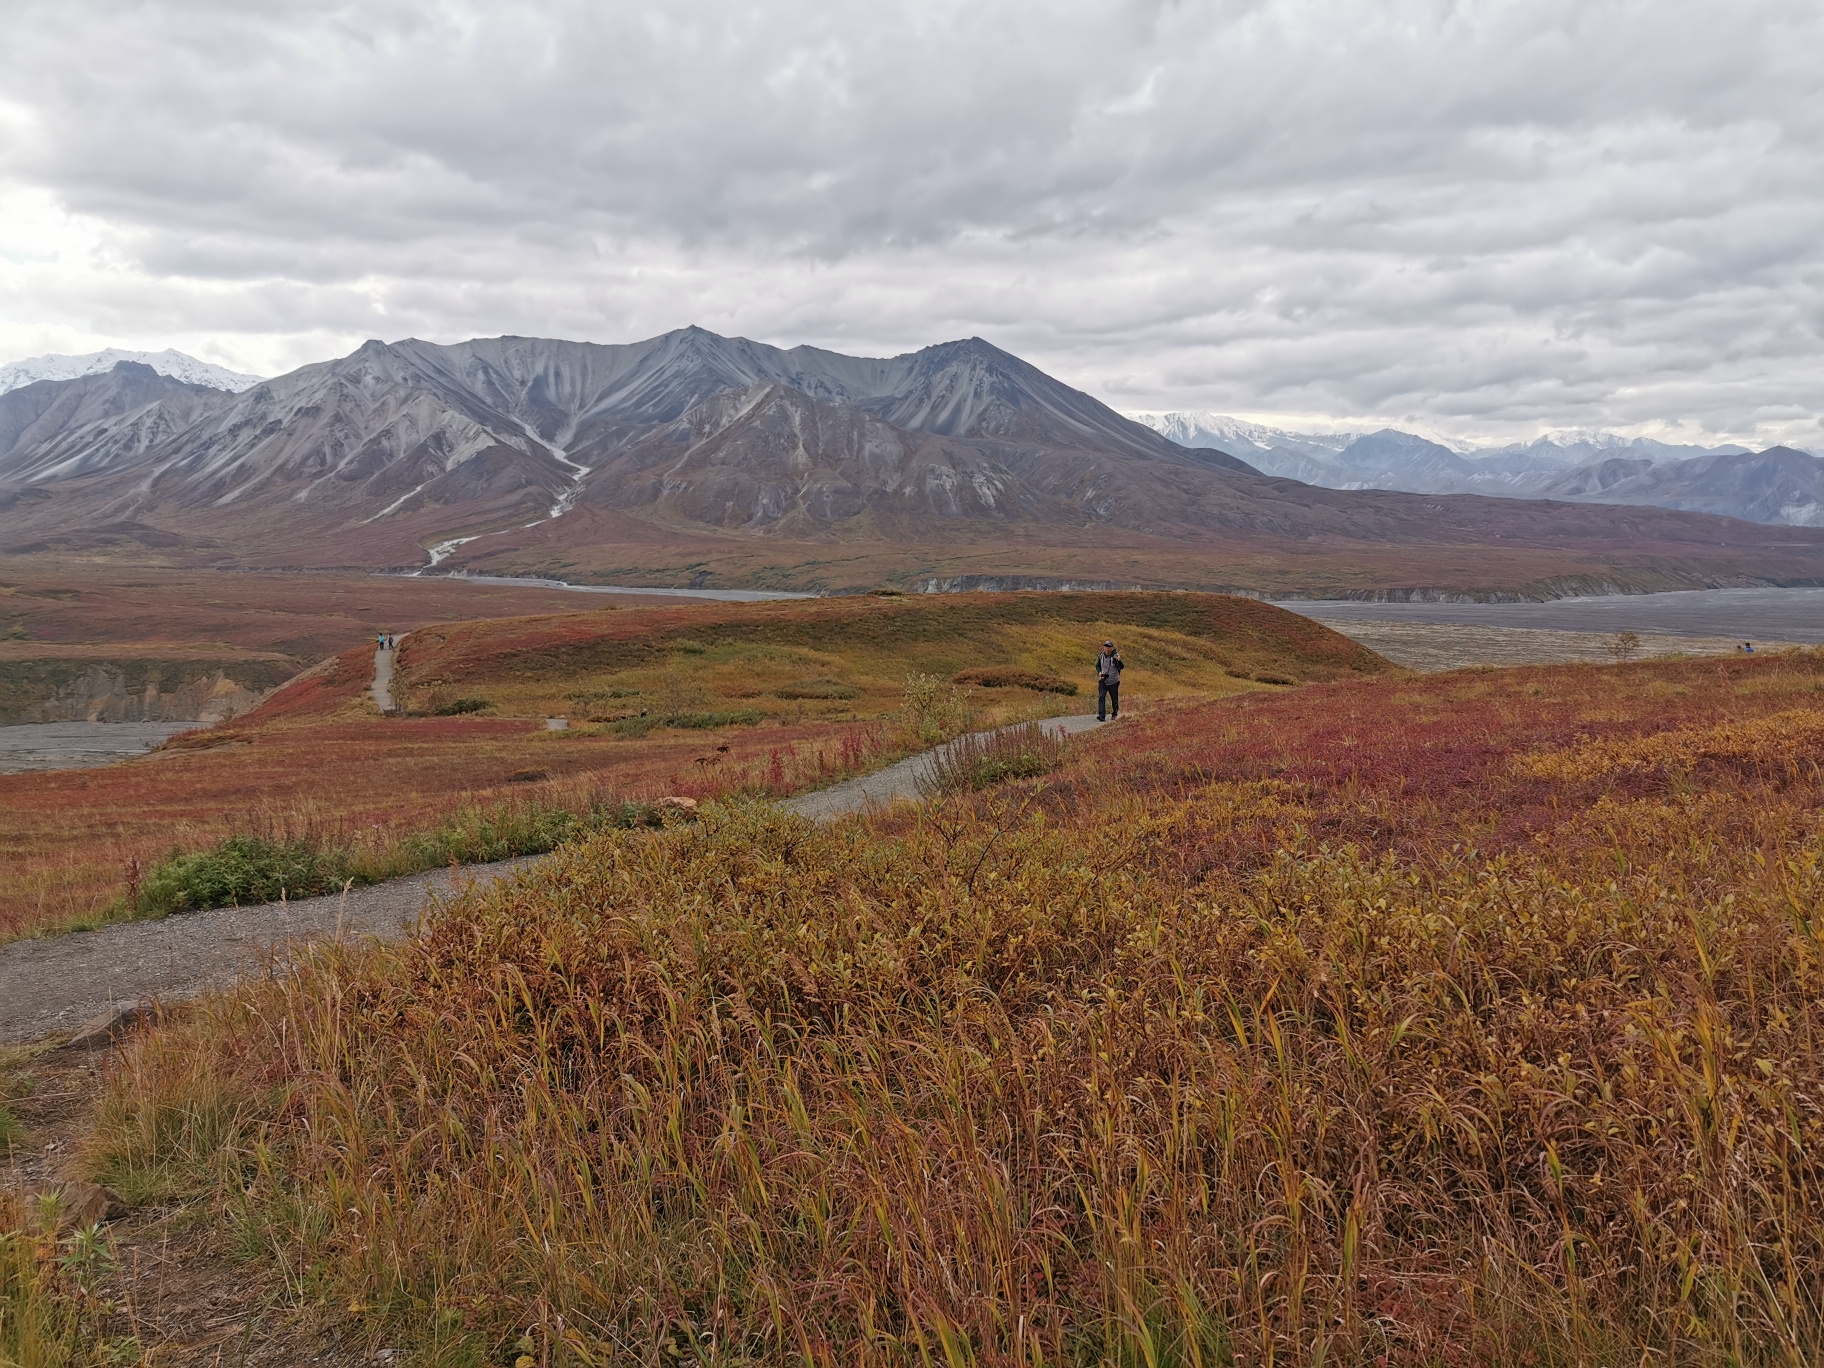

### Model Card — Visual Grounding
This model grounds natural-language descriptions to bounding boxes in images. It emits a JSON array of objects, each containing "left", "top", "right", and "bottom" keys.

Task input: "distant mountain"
[
  {"left": 1129, "top": 411, "right": 1812, "bottom": 523},
  {"left": 0, "top": 330, "right": 1253, "bottom": 557},
  {"left": 0, "top": 348, "right": 264, "bottom": 396},
  {"left": 2, "top": 331, "right": 1821, "bottom": 595},
  {"left": 1532, "top": 446, "right": 1824, "bottom": 527},
  {"left": 0, "top": 362, "right": 233, "bottom": 481}
]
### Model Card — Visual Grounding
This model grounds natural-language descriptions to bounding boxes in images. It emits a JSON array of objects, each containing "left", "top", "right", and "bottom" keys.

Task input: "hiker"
[
  {"left": 1743, "top": 641, "right": 1755, "bottom": 654},
  {"left": 1095, "top": 639, "right": 1124, "bottom": 721}
]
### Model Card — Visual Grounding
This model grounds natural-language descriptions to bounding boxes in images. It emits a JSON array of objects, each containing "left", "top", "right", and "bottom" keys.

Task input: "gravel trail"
[
  {"left": 0, "top": 858, "right": 539, "bottom": 1046},
  {"left": 370, "top": 635, "right": 402, "bottom": 712},
  {"left": 0, "top": 716, "right": 1104, "bottom": 1046},
  {"left": 780, "top": 714, "right": 1102, "bottom": 821}
]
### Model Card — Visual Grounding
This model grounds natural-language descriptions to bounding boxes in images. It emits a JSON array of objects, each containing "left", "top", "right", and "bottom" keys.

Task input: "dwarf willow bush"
[{"left": 135, "top": 835, "right": 343, "bottom": 916}]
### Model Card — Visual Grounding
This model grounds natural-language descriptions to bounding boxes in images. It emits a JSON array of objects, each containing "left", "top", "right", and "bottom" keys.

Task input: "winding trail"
[
  {"left": 781, "top": 714, "right": 1102, "bottom": 821},
  {"left": 0, "top": 714, "right": 1104, "bottom": 1046}
]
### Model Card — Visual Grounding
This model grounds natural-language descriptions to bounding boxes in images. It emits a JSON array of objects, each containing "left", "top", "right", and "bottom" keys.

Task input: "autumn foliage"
[{"left": 82, "top": 648, "right": 1824, "bottom": 1364}]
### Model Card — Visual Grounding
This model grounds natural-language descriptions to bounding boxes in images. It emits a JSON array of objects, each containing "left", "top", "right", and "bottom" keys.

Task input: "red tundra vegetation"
[{"left": 69, "top": 648, "right": 1824, "bottom": 1364}]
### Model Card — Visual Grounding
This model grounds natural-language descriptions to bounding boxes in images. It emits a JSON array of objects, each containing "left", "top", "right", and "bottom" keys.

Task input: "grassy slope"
[
  {"left": 1, "top": 593, "right": 1376, "bottom": 938},
  {"left": 394, "top": 590, "right": 1385, "bottom": 724},
  {"left": 83, "top": 649, "right": 1824, "bottom": 1365}
]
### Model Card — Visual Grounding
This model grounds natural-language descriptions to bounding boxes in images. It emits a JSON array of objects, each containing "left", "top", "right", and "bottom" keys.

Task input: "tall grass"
[
  {"left": 920, "top": 720, "right": 1069, "bottom": 794},
  {"left": 86, "top": 653, "right": 1824, "bottom": 1364},
  {"left": 0, "top": 1191, "right": 120, "bottom": 1366}
]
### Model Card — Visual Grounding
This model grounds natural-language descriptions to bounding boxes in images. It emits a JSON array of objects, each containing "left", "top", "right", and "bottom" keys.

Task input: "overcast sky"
[{"left": 2, "top": 0, "right": 1820, "bottom": 448}]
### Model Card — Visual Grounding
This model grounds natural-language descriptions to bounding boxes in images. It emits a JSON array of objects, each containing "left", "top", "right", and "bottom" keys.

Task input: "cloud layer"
[{"left": 2, "top": 0, "right": 1821, "bottom": 447}]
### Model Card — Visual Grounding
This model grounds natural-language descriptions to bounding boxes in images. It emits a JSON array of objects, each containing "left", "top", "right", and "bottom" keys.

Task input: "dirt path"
[
  {"left": 0, "top": 717, "right": 1103, "bottom": 1047},
  {"left": 0, "top": 858, "right": 540, "bottom": 1047},
  {"left": 370, "top": 633, "right": 402, "bottom": 712},
  {"left": 782, "top": 713, "right": 1102, "bottom": 820}
]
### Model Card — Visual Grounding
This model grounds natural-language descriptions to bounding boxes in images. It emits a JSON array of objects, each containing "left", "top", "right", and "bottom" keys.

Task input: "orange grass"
[
  {"left": 2, "top": 592, "right": 1375, "bottom": 939},
  {"left": 0, "top": 640, "right": 889, "bottom": 940},
  {"left": 82, "top": 650, "right": 1824, "bottom": 1364}
]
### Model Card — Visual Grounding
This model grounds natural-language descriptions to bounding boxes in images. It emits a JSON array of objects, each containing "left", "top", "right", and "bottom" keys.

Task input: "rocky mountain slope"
[
  {"left": 2, "top": 331, "right": 1822, "bottom": 593},
  {"left": 1532, "top": 446, "right": 1824, "bottom": 526}
]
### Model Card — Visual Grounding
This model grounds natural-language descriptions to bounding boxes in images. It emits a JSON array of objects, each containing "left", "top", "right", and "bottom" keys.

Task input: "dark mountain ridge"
[{"left": 3, "top": 330, "right": 1822, "bottom": 593}]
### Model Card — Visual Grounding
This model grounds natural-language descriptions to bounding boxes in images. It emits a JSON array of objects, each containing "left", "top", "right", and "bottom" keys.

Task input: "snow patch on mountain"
[{"left": 0, "top": 349, "right": 264, "bottom": 396}]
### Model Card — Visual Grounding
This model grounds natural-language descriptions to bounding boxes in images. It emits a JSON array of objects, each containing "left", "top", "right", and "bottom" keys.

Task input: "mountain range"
[
  {"left": 2, "top": 332, "right": 1821, "bottom": 597},
  {"left": 1133, "top": 412, "right": 1824, "bottom": 527},
  {"left": 0, "top": 348, "right": 264, "bottom": 396}
]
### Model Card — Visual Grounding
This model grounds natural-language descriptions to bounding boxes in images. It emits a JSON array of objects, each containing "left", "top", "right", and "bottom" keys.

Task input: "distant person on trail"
[
  {"left": 1743, "top": 642, "right": 1755, "bottom": 654},
  {"left": 1095, "top": 639, "right": 1124, "bottom": 722}
]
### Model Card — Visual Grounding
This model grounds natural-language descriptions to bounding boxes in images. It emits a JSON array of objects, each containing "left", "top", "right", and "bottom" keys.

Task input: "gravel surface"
[
  {"left": 1284, "top": 587, "right": 1824, "bottom": 642},
  {"left": 371, "top": 637, "right": 400, "bottom": 712},
  {"left": 781, "top": 714, "right": 1103, "bottom": 821},
  {"left": 0, "top": 720, "right": 202, "bottom": 774},
  {"left": 0, "top": 858, "right": 540, "bottom": 1047},
  {"left": 1318, "top": 621, "right": 1792, "bottom": 673},
  {"left": 0, "top": 717, "right": 1104, "bottom": 1046}
]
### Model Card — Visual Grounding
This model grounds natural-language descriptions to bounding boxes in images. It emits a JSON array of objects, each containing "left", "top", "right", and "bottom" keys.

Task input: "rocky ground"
[{"left": 0, "top": 719, "right": 203, "bottom": 773}]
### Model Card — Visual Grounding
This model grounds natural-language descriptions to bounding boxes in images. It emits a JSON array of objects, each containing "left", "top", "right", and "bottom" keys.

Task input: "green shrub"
[
  {"left": 136, "top": 836, "right": 345, "bottom": 916},
  {"left": 773, "top": 678, "right": 860, "bottom": 700},
  {"left": 664, "top": 708, "right": 764, "bottom": 729},
  {"left": 432, "top": 696, "right": 493, "bottom": 716}
]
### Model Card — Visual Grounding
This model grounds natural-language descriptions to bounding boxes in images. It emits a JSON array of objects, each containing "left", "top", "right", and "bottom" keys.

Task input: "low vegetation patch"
[
  {"left": 87, "top": 650, "right": 1824, "bottom": 1364},
  {"left": 772, "top": 677, "right": 860, "bottom": 700},
  {"left": 663, "top": 706, "right": 764, "bottom": 729},
  {"left": 952, "top": 666, "right": 1078, "bottom": 694}
]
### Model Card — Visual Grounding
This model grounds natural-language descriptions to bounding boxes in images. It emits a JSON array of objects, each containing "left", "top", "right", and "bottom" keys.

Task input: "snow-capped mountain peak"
[{"left": 0, "top": 348, "right": 264, "bottom": 396}]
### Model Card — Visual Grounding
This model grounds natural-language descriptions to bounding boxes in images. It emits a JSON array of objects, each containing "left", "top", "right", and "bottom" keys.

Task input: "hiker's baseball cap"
[{"left": 1103, "top": 639, "right": 1114, "bottom": 646}]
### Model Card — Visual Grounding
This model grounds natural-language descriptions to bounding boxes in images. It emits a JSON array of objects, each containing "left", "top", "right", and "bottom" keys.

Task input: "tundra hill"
[
  {"left": 71, "top": 646, "right": 1824, "bottom": 1362},
  {"left": 0, "top": 592, "right": 1383, "bottom": 937},
  {"left": 391, "top": 591, "right": 1387, "bottom": 724},
  {"left": 3, "top": 330, "right": 1822, "bottom": 595}
]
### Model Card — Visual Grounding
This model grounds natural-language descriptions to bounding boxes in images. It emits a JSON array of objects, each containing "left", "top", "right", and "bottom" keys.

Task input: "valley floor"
[{"left": 1318, "top": 620, "right": 1787, "bottom": 672}]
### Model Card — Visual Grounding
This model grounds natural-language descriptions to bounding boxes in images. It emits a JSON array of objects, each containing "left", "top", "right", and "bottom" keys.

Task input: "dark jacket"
[{"left": 1095, "top": 649, "right": 1124, "bottom": 683}]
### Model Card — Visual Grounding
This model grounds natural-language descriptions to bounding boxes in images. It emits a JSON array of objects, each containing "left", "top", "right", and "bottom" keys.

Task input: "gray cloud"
[{"left": 1, "top": 0, "right": 1821, "bottom": 447}]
